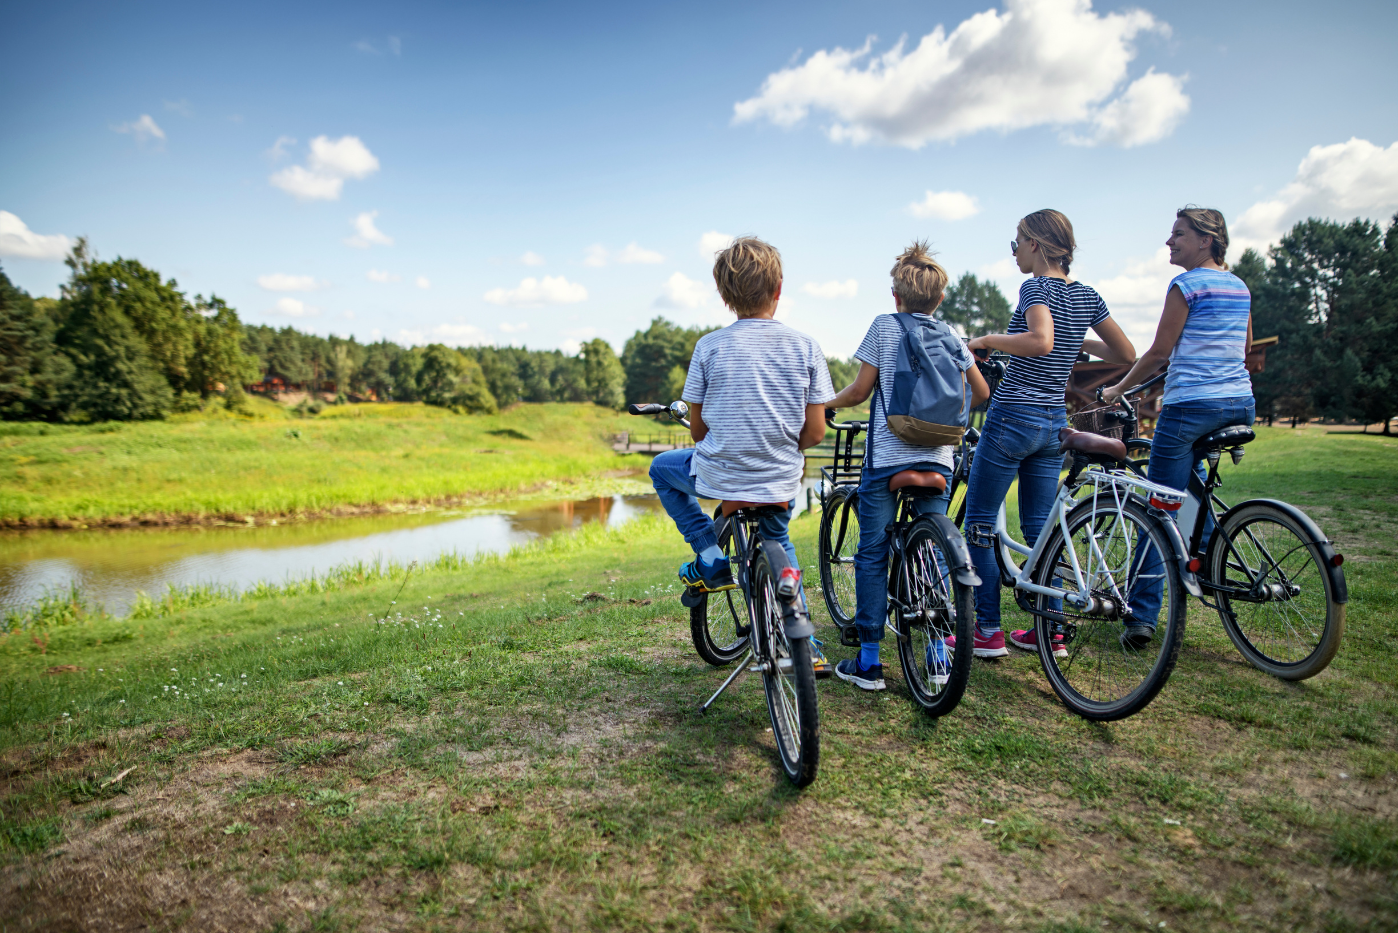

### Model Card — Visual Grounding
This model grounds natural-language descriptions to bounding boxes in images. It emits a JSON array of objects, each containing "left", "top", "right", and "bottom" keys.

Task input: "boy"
[
  {"left": 824, "top": 241, "right": 990, "bottom": 690},
  {"left": 648, "top": 237, "right": 833, "bottom": 634}
]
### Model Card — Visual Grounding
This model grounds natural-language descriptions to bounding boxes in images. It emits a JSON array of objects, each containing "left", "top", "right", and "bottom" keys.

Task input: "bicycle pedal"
[{"left": 679, "top": 587, "right": 705, "bottom": 608}]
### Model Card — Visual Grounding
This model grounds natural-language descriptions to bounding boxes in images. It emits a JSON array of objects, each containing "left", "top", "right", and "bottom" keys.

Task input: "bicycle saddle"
[
  {"left": 720, "top": 500, "right": 787, "bottom": 517},
  {"left": 888, "top": 470, "right": 947, "bottom": 494},
  {"left": 1192, "top": 425, "right": 1255, "bottom": 453},
  {"left": 1058, "top": 427, "right": 1127, "bottom": 461}
]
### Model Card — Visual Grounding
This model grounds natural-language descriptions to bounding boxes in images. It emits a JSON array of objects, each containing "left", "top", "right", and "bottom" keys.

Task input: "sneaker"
[
  {"left": 678, "top": 556, "right": 736, "bottom": 592},
  {"left": 925, "top": 639, "right": 951, "bottom": 686},
  {"left": 945, "top": 630, "right": 1009, "bottom": 659},
  {"left": 1119, "top": 624, "right": 1154, "bottom": 650},
  {"left": 1009, "top": 628, "right": 1068, "bottom": 658},
  {"left": 834, "top": 657, "right": 885, "bottom": 691},
  {"left": 809, "top": 637, "right": 833, "bottom": 679}
]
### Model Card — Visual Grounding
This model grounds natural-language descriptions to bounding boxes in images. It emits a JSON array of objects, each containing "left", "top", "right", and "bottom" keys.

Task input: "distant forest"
[{"left": 4, "top": 215, "right": 1392, "bottom": 428}]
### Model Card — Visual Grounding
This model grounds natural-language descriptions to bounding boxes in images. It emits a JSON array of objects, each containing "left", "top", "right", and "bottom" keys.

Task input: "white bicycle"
[{"left": 968, "top": 427, "right": 1203, "bottom": 721}]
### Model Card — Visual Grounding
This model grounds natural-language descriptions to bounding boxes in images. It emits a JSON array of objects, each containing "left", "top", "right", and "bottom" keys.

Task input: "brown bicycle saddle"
[
  {"left": 720, "top": 500, "right": 788, "bottom": 517},
  {"left": 888, "top": 470, "right": 948, "bottom": 493},
  {"left": 1058, "top": 426, "right": 1127, "bottom": 461}
]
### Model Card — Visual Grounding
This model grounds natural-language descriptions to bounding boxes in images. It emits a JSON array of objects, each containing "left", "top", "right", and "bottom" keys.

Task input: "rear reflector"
[
  {"left": 1331, "top": 554, "right": 1345, "bottom": 567},
  {"left": 1186, "top": 558, "right": 1201, "bottom": 573},
  {"left": 1149, "top": 496, "right": 1183, "bottom": 511}
]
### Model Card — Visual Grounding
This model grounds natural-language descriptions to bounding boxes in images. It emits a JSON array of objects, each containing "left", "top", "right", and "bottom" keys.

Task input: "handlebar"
[
  {"left": 626, "top": 400, "right": 691, "bottom": 429},
  {"left": 1094, "top": 367, "right": 1168, "bottom": 405},
  {"left": 627, "top": 403, "right": 666, "bottom": 415}
]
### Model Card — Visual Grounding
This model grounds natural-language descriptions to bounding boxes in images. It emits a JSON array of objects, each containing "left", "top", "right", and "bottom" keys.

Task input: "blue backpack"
[{"left": 880, "top": 313, "right": 970, "bottom": 447}]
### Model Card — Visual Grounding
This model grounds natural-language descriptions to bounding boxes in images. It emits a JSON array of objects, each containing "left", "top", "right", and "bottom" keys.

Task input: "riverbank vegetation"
[{"left": 0, "top": 428, "right": 1393, "bottom": 930}]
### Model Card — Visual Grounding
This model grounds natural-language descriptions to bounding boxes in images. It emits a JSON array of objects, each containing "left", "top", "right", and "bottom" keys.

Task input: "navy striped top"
[{"left": 996, "top": 277, "right": 1110, "bottom": 407}]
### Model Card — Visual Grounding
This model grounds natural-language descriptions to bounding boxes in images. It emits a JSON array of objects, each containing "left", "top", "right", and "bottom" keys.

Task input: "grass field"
[
  {"left": 0, "top": 426, "right": 1394, "bottom": 931},
  {"left": 0, "top": 402, "right": 642, "bottom": 527}
]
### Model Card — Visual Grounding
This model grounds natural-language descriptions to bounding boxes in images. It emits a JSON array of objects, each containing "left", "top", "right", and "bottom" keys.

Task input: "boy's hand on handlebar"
[{"left": 825, "top": 407, "right": 837, "bottom": 423}]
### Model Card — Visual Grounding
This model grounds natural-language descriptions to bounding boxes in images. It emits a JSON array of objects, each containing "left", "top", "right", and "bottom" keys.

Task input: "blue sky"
[{"left": 3, "top": 0, "right": 1396, "bottom": 358}]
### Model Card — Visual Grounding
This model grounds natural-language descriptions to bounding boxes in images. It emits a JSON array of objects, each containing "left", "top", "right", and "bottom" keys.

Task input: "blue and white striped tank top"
[{"left": 1163, "top": 268, "right": 1253, "bottom": 405}]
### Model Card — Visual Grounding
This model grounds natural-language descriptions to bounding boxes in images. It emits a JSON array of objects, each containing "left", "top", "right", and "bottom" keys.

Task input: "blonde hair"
[
  {"left": 1018, "top": 209, "right": 1077, "bottom": 274},
  {"left": 712, "top": 236, "right": 783, "bottom": 317},
  {"left": 889, "top": 240, "right": 950, "bottom": 313},
  {"left": 1176, "top": 205, "right": 1230, "bottom": 268}
]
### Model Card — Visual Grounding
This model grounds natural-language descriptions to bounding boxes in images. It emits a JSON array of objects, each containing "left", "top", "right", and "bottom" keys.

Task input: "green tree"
[
  {"left": 580, "top": 338, "right": 624, "bottom": 408},
  {"left": 415, "top": 344, "right": 497, "bottom": 413},
  {"left": 620, "top": 317, "right": 718, "bottom": 403},
  {"left": 0, "top": 265, "right": 73, "bottom": 420},
  {"left": 189, "top": 295, "right": 258, "bottom": 398},
  {"left": 825, "top": 356, "right": 860, "bottom": 391},
  {"left": 352, "top": 340, "right": 401, "bottom": 400},
  {"left": 939, "top": 273, "right": 1011, "bottom": 338}
]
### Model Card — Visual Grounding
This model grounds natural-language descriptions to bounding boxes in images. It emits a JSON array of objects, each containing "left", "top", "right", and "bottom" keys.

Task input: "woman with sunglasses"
[{"left": 958, "top": 209, "right": 1136, "bottom": 658}]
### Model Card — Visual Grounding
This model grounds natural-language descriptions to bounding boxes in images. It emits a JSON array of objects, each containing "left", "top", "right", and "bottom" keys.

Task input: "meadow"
[
  {"left": 0, "top": 402, "right": 644, "bottom": 527},
  {"left": 0, "top": 426, "right": 1394, "bottom": 932}
]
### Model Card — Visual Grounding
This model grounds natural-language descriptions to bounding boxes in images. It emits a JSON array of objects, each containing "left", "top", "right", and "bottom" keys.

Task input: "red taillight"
[
  {"left": 1331, "top": 554, "right": 1344, "bottom": 567},
  {"left": 1186, "top": 558, "right": 1201, "bottom": 573},
  {"left": 1149, "top": 496, "right": 1183, "bottom": 511}
]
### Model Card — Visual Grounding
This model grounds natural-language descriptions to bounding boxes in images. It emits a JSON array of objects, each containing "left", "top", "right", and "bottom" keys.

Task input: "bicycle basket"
[{"left": 1069, "top": 405, "right": 1134, "bottom": 441}]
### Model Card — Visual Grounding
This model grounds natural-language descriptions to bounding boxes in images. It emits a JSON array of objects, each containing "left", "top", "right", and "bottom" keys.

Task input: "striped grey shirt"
[{"left": 683, "top": 319, "right": 835, "bottom": 502}]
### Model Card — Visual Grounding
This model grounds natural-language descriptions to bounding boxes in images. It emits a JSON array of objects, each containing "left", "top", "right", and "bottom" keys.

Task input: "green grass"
[
  {"left": 0, "top": 426, "right": 1393, "bottom": 931},
  {"left": 0, "top": 402, "right": 643, "bottom": 525}
]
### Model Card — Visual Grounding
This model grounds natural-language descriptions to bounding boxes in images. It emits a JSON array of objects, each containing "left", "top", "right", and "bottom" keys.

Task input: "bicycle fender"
[
  {"left": 1216, "top": 498, "right": 1348, "bottom": 603},
  {"left": 782, "top": 606, "right": 815, "bottom": 640},
  {"left": 927, "top": 514, "right": 982, "bottom": 587},
  {"left": 1154, "top": 508, "right": 1203, "bottom": 598}
]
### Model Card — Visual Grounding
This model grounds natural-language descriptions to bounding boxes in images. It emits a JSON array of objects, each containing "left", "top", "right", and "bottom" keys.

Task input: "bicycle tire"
[
  {"left": 817, "top": 485, "right": 860, "bottom": 627},
  {"left": 1125, "top": 438, "right": 1151, "bottom": 476},
  {"left": 1032, "top": 494, "right": 1186, "bottom": 721},
  {"left": 753, "top": 541, "right": 819, "bottom": 787},
  {"left": 893, "top": 517, "right": 973, "bottom": 716},
  {"left": 689, "top": 512, "right": 749, "bottom": 666},
  {"left": 1208, "top": 501, "right": 1345, "bottom": 680}
]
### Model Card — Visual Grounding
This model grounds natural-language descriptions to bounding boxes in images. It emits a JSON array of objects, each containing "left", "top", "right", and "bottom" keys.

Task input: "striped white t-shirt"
[
  {"left": 996, "top": 277, "right": 1110, "bottom": 407},
  {"left": 682, "top": 319, "right": 835, "bottom": 502}
]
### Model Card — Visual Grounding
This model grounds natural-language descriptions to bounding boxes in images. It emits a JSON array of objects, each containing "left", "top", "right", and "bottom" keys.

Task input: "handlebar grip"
[
  {"left": 627, "top": 403, "right": 666, "bottom": 416},
  {"left": 824, "top": 407, "right": 837, "bottom": 423},
  {"left": 1096, "top": 387, "right": 1105, "bottom": 403}
]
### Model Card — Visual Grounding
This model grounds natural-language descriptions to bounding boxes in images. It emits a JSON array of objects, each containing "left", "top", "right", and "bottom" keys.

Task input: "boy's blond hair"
[
  {"left": 890, "top": 240, "right": 949, "bottom": 313},
  {"left": 713, "top": 236, "right": 782, "bottom": 317}
]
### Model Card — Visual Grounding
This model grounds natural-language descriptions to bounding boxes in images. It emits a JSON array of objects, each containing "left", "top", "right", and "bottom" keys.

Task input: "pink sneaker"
[
  {"left": 1010, "top": 628, "right": 1067, "bottom": 658},
  {"left": 945, "top": 630, "right": 1009, "bottom": 659}
]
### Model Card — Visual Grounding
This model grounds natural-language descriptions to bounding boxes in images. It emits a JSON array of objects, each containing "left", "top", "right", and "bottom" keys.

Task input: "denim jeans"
[
  {"left": 963, "top": 402, "right": 1068, "bottom": 635},
  {"left": 648, "top": 448, "right": 800, "bottom": 570},
  {"left": 852, "top": 461, "right": 952, "bottom": 643},
  {"left": 1130, "top": 396, "right": 1256, "bottom": 626}
]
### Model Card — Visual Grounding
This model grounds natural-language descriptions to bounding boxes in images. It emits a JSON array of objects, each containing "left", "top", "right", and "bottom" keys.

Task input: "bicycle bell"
[{"left": 668, "top": 400, "right": 689, "bottom": 421}]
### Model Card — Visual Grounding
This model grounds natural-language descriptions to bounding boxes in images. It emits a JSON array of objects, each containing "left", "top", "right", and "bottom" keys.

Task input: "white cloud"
[
  {"left": 583, "top": 244, "right": 608, "bottom": 267},
  {"left": 269, "top": 297, "right": 319, "bottom": 318},
  {"left": 907, "top": 190, "right": 980, "bottom": 220},
  {"left": 655, "top": 272, "right": 711, "bottom": 310},
  {"left": 397, "top": 329, "right": 425, "bottom": 344},
  {"left": 565, "top": 326, "right": 598, "bottom": 340},
  {"left": 802, "top": 279, "right": 859, "bottom": 299},
  {"left": 1093, "top": 246, "right": 1174, "bottom": 349},
  {"left": 429, "top": 323, "right": 486, "bottom": 346},
  {"left": 583, "top": 242, "right": 665, "bottom": 267},
  {"left": 732, "top": 0, "right": 1186, "bottom": 149},
  {"left": 1233, "top": 138, "right": 1398, "bottom": 254},
  {"left": 483, "top": 275, "right": 588, "bottom": 307},
  {"left": 560, "top": 338, "right": 583, "bottom": 356},
  {"left": 113, "top": 114, "right": 165, "bottom": 145},
  {"left": 257, "top": 273, "right": 325, "bottom": 292},
  {"left": 163, "top": 99, "right": 193, "bottom": 118},
  {"left": 520, "top": 251, "right": 546, "bottom": 266},
  {"left": 346, "top": 211, "right": 393, "bottom": 248},
  {"left": 416, "top": 276, "right": 431, "bottom": 289},
  {"left": 366, "top": 269, "right": 400, "bottom": 283},
  {"left": 499, "top": 322, "right": 529, "bottom": 333},
  {"left": 698, "top": 231, "right": 734, "bottom": 258},
  {"left": 266, "top": 135, "right": 296, "bottom": 161},
  {"left": 342, "top": 310, "right": 356, "bottom": 321},
  {"left": 270, "top": 135, "right": 380, "bottom": 201},
  {"left": 0, "top": 211, "right": 71, "bottom": 261}
]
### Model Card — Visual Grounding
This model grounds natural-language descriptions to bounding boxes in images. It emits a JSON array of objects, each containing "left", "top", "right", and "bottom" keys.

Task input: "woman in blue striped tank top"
[{"left": 1103, "top": 207, "right": 1255, "bottom": 641}]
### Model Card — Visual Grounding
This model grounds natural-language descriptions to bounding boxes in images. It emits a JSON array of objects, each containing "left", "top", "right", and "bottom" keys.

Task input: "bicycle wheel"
[
  {"left": 753, "top": 541, "right": 819, "bottom": 787},
  {"left": 1208, "top": 501, "right": 1345, "bottom": 680},
  {"left": 689, "top": 513, "right": 750, "bottom": 666},
  {"left": 817, "top": 485, "right": 860, "bottom": 627},
  {"left": 1125, "top": 438, "right": 1151, "bottom": 476},
  {"left": 1032, "top": 494, "right": 1186, "bottom": 721},
  {"left": 893, "top": 517, "right": 973, "bottom": 716}
]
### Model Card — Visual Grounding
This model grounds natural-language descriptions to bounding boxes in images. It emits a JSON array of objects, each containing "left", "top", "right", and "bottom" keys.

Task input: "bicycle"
[
  {"left": 1095, "top": 376, "right": 1348, "bottom": 680},
  {"left": 967, "top": 425, "right": 1201, "bottom": 721},
  {"left": 627, "top": 401, "right": 821, "bottom": 786},
  {"left": 816, "top": 417, "right": 980, "bottom": 716}
]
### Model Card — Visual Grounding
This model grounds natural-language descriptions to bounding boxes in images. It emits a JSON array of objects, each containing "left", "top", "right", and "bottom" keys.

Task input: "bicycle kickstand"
[{"left": 699, "top": 647, "right": 755, "bottom": 715}]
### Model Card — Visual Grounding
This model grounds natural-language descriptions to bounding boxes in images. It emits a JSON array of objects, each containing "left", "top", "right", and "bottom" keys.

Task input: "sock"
[
  {"left": 976, "top": 623, "right": 999, "bottom": 640},
  {"left": 697, "top": 544, "right": 724, "bottom": 567},
  {"left": 859, "top": 642, "right": 881, "bottom": 669}
]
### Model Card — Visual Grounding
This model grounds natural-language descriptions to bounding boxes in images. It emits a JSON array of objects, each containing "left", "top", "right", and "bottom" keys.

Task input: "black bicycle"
[
  {"left": 628, "top": 401, "right": 820, "bottom": 785},
  {"left": 817, "top": 418, "right": 979, "bottom": 716}
]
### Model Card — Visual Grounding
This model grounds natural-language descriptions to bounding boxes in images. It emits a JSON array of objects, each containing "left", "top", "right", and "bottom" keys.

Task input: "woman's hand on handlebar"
[{"left": 1099, "top": 382, "right": 1128, "bottom": 404}]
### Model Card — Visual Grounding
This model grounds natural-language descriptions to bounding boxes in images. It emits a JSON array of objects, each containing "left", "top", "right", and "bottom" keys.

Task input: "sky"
[{"left": 3, "top": 0, "right": 1397, "bottom": 358}]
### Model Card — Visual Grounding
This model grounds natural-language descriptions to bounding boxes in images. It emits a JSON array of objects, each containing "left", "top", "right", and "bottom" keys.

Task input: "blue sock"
[
  {"left": 860, "top": 642, "right": 880, "bottom": 669},
  {"left": 698, "top": 544, "right": 724, "bottom": 567}
]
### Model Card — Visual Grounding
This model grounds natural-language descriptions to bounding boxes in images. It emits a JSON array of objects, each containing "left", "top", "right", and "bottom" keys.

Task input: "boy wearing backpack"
[{"left": 824, "top": 242, "right": 990, "bottom": 691}]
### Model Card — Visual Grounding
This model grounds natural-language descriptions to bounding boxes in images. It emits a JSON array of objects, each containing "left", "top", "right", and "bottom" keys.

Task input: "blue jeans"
[
  {"left": 963, "top": 402, "right": 1067, "bottom": 635},
  {"left": 852, "top": 461, "right": 952, "bottom": 643},
  {"left": 1130, "top": 396, "right": 1256, "bottom": 626},
  {"left": 648, "top": 448, "right": 800, "bottom": 570}
]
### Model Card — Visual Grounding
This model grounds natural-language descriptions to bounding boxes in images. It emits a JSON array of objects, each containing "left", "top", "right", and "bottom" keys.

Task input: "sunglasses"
[{"left": 1010, "top": 239, "right": 1020, "bottom": 255}]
